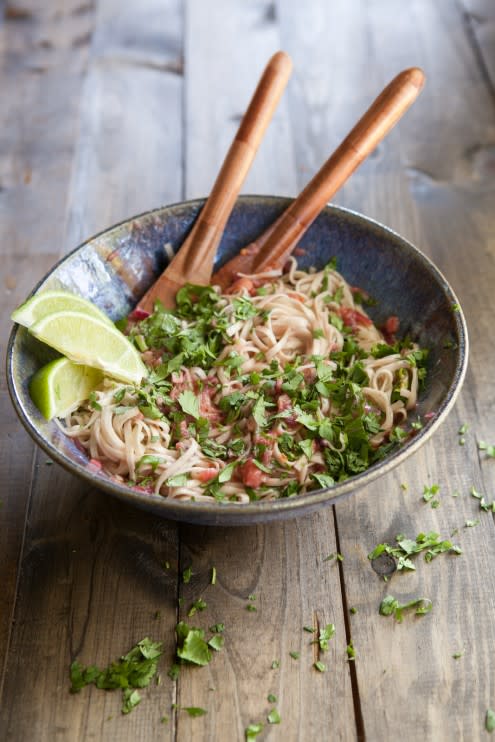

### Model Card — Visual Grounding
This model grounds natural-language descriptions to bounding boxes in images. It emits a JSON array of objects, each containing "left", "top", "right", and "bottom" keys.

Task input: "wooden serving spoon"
[
  {"left": 212, "top": 67, "right": 425, "bottom": 290},
  {"left": 133, "top": 51, "right": 293, "bottom": 317}
]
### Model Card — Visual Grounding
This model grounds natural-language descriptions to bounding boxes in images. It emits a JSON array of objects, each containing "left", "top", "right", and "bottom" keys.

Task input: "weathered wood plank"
[
  {"left": 65, "top": 0, "right": 183, "bottom": 249},
  {"left": 176, "top": 516, "right": 356, "bottom": 741},
  {"left": 0, "top": 0, "right": 95, "bottom": 698},
  {"left": 181, "top": 2, "right": 356, "bottom": 739},
  {"left": 184, "top": 0, "right": 297, "bottom": 200},
  {"left": 275, "top": 0, "right": 495, "bottom": 739},
  {"left": 459, "top": 0, "right": 495, "bottom": 90},
  {"left": 1, "top": 1, "right": 183, "bottom": 739}
]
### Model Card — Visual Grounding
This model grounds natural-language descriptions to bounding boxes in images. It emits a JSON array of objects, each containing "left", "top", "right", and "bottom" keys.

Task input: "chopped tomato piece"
[
  {"left": 339, "top": 307, "right": 372, "bottom": 327},
  {"left": 241, "top": 458, "right": 265, "bottom": 488},
  {"left": 197, "top": 468, "right": 218, "bottom": 483},
  {"left": 384, "top": 315, "right": 400, "bottom": 335}
]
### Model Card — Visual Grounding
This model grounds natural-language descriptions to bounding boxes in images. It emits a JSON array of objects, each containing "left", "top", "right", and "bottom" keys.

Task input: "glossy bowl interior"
[{"left": 7, "top": 196, "right": 468, "bottom": 525}]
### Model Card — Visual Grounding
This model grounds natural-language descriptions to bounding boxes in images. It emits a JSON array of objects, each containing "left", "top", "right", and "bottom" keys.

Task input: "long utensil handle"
[
  {"left": 135, "top": 51, "right": 292, "bottom": 314},
  {"left": 252, "top": 67, "right": 425, "bottom": 273}
]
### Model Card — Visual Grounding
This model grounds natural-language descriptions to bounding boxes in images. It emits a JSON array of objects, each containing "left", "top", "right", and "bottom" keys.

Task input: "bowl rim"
[{"left": 6, "top": 196, "right": 469, "bottom": 523}]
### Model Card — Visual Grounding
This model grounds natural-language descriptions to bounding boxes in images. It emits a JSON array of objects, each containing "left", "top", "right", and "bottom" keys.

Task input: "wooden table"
[{"left": 1, "top": 2, "right": 494, "bottom": 740}]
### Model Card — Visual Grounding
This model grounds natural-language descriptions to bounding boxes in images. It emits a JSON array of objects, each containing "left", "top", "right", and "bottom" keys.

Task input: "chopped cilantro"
[
  {"left": 487, "top": 709, "right": 495, "bottom": 733},
  {"left": 208, "top": 635, "right": 225, "bottom": 652},
  {"left": 314, "top": 661, "right": 326, "bottom": 672},
  {"left": 209, "top": 623, "right": 225, "bottom": 634},
  {"left": 252, "top": 395, "right": 267, "bottom": 428},
  {"left": 267, "top": 708, "right": 281, "bottom": 724},
  {"left": 187, "top": 598, "right": 207, "bottom": 617},
  {"left": 168, "top": 664, "right": 180, "bottom": 681},
  {"left": 183, "top": 707, "right": 207, "bottom": 717},
  {"left": 464, "top": 519, "right": 480, "bottom": 528},
  {"left": 69, "top": 637, "right": 163, "bottom": 714},
  {"left": 218, "top": 462, "right": 236, "bottom": 483},
  {"left": 452, "top": 650, "right": 464, "bottom": 659},
  {"left": 267, "top": 693, "right": 277, "bottom": 703},
  {"left": 175, "top": 622, "right": 211, "bottom": 666},
  {"left": 182, "top": 566, "right": 193, "bottom": 584},
  {"left": 479, "top": 441, "right": 495, "bottom": 458},
  {"left": 379, "top": 595, "right": 432, "bottom": 622},
  {"left": 271, "top": 660, "right": 280, "bottom": 669},
  {"left": 303, "top": 626, "right": 315, "bottom": 634},
  {"left": 318, "top": 623, "right": 336, "bottom": 651},
  {"left": 245, "top": 723, "right": 264, "bottom": 740},
  {"left": 246, "top": 604, "right": 257, "bottom": 612},
  {"left": 289, "top": 651, "right": 300, "bottom": 660},
  {"left": 178, "top": 390, "right": 200, "bottom": 419},
  {"left": 167, "top": 473, "right": 188, "bottom": 487},
  {"left": 122, "top": 688, "right": 141, "bottom": 714},
  {"left": 346, "top": 641, "right": 356, "bottom": 661},
  {"left": 368, "top": 531, "right": 462, "bottom": 571},
  {"left": 350, "top": 607, "right": 357, "bottom": 615},
  {"left": 89, "top": 391, "right": 102, "bottom": 411}
]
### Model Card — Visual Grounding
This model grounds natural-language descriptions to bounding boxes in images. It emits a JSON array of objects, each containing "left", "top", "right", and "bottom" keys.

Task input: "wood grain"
[
  {"left": 277, "top": 0, "right": 495, "bottom": 739},
  {"left": 1, "top": 1, "right": 183, "bottom": 739},
  {"left": 0, "top": 0, "right": 95, "bottom": 696},
  {"left": 1, "top": 0, "right": 495, "bottom": 740}
]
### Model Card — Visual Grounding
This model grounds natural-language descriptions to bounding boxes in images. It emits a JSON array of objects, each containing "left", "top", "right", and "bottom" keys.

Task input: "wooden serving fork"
[
  {"left": 212, "top": 67, "right": 425, "bottom": 289},
  {"left": 133, "top": 51, "right": 292, "bottom": 317}
]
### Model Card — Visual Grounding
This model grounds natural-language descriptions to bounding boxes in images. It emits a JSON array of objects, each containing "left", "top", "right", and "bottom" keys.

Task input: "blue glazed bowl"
[{"left": 6, "top": 196, "right": 468, "bottom": 525}]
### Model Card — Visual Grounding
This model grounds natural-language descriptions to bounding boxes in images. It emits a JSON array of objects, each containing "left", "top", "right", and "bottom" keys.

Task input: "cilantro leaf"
[
  {"left": 208, "top": 635, "right": 225, "bottom": 652},
  {"left": 122, "top": 688, "right": 141, "bottom": 714},
  {"left": 69, "top": 637, "right": 163, "bottom": 714},
  {"left": 379, "top": 594, "right": 432, "bottom": 622},
  {"left": 245, "top": 723, "right": 264, "bottom": 740},
  {"left": 175, "top": 622, "right": 212, "bottom": 666},
  {"left": 178, "top": 390, "right": 200, "bottom": 419},
  {"left": 318, "top": 623, "right": 336, "bottom": 651},
  {"left": 267, "top": 708, "right": 281, "bottom": 724},
  {"left": 183, "top": 706, "right": 207, "bottom": 717},
  {"left": 252, "top": 395, "right": 267, "bottom": 428}
]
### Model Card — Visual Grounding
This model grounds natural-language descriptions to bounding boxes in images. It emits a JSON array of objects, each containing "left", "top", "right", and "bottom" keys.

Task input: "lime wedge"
[
  {"left": 30, "top": 310, "right": 147, "bottom": 385},
  {"left": 11, "top": 289, "right": 113, "bottom": 328},
  {"left": 29, "top": 358, "right": 103, "bottom": 420}
]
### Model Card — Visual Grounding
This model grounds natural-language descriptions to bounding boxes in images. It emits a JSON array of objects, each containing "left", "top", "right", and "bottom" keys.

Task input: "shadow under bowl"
[{"left": 7, "top": 196, "right": 468, "bottom": 525}]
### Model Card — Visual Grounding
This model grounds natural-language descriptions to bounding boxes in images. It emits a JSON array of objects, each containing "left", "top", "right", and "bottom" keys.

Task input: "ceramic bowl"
[{"left": 6, "top": 196, "right": 468, "bottom": 525}]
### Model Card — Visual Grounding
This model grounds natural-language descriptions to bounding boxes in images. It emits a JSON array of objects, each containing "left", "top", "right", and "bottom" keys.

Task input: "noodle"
[{"left": 62, "top": 259, "right": 427, "bottom": 503}]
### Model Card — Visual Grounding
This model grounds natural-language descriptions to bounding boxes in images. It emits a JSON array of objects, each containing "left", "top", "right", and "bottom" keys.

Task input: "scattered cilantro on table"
[
  {"left": 267, "top": 708, "right": 281, "bottom": 724},
  {"left": 69, "top": 637, "right": 163, "bottom": 714},
  {"left": 245, "top": 722, "right": 264, "bottom": 740},
  {"left": 379, "top": 595, "right": 432, "bottom": 622},
  {"left": 368, "top": 531, "right": 462, "bottom": 572}
]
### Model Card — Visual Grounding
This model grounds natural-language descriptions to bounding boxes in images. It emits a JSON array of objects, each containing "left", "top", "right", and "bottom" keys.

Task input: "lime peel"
[
  {"left": 29, "top": 358, "right": 103, "bottom": 420},
  {"left": 29, "top": 310, "right": 147, "bottom": 385},
  {"left": 11, "top": 289, "right": 113, "bottom": 328}
]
